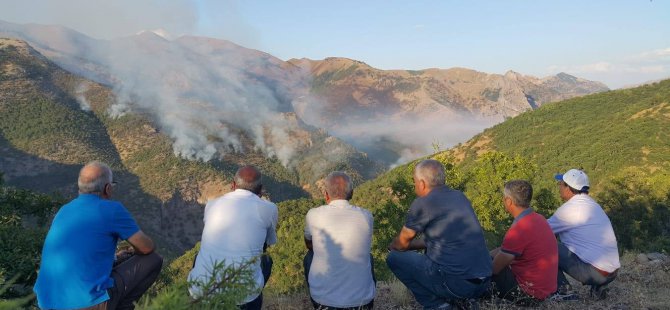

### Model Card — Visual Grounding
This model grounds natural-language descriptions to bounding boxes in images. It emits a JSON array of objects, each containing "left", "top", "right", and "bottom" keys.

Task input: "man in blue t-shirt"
[
  {"left": 34, "top": 161, "right": 162, "bottom": 310},
  {"left": 387, "top": 159, "right": 492, "bottom": 309}
]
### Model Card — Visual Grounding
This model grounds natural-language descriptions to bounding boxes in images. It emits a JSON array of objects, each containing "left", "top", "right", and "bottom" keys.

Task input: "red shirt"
[{"left": 501, "top": 211, "right": 558, "bottom": 299}]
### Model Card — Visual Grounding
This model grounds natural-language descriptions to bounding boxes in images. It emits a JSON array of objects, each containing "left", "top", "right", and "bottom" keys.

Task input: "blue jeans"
[
  {"left": 386, "top": 251, "right": 490, "bottom": 309},
  {"left": 557, "top": 242, "right": 617, "bottom": 288}
]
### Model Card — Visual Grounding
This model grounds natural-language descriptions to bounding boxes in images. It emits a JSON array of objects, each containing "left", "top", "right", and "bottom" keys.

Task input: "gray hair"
[
  {"left": 234, "top": 165, "right": 262, "bottom": 193},
  {"left": 503, "top": 180, "right": 533, "bottom": 208},
  {"left": 414, "top": 159, "right": 446, "bottom": 188},
  {"left": 325, "top": 171, "right": 354, "bottom": 200},
  {"left": 78, "top": 161, "right": 113, "bottom": 194}
]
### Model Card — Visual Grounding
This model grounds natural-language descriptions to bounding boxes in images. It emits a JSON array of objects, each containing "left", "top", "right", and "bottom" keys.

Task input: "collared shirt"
[
  {"left": 34, "top": 194, "right": 140, "bottom": 309},
  {"left": 405, "top": 186, "right": 492, "bottom": 279},
  {"left": 188, "top": 189, "right": 278, "bottom": 303},
  {"left": 548, "top": 194, "right": 620, "bottom": 272},
  {"left": 304, "top": 200, "right": 375, "bottom": 308},
  {"left": 501, "top": 209, "right": 558, "bottom": 299}
]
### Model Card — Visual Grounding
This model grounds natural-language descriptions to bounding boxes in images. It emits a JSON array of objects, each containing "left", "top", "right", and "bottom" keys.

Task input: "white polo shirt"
[
  {"left": 304, "top": 200, "right": 375, "bottom": 308},
  {"left": 548, "top": 194, "right": 620, "bottom": 273},
  {"left": 188, "top": 189, "right": 278, "bottom": 303}
]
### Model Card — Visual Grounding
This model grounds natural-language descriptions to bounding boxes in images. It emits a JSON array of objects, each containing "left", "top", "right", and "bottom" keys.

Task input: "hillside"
[
  {"left": 255, "top": 79, "right": 670, "bottom": 296},
  {"left": 0, "top": 38, "right": 381, "bottom": 254},
  {"left": 0, "top": 20, "right": 608, "bottom": 166},
  {"left": 289, "top": 57, "right": 608, "bottom": 163},
  {"left": 149, "top": 80, "right": 670, "bottom": 309}
]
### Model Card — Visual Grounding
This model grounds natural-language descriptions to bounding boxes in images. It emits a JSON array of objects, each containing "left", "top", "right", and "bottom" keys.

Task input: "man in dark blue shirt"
[
  {"left": 387, "top": 159, "right": 491, "bottom": 310},
  {"left": 34, "top": 161, "right": 162, "bottom": 309}
]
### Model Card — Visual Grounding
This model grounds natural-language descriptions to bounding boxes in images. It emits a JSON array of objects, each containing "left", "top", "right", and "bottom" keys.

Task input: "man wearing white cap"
[{"left": 548, "top": 169, "right": 620, "bottom": 299}]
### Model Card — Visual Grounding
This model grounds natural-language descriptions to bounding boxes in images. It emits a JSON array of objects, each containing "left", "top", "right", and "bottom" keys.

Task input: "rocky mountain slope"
[
  {"left": 0, "top": 38, "right": 381, "bottom": 253},
  {"left": 0, "top": 20, "right": 608, "bottom": 165}
]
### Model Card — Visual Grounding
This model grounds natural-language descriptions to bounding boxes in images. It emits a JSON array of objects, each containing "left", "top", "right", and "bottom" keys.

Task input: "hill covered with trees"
[{"left": 263, "top": 79, "right": 670, "bottom": 295}]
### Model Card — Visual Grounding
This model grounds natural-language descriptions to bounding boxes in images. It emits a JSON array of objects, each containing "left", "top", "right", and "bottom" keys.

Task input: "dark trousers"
[
  {"left": 303, "top": 250, "right": 375, "bottom": 310},
  {"left": 107, "top": 252, "right": 163, "bottom": 310},
  {"left": 387, "top": 250, "right": 490, "bottom": 308},
  {"left": 556, "top": 243, "right": 617, "bottom": 289},
  {"left": 492, "top": 267, "right": 540, "bottom": 306},
  {"left": 239, "top": 254, "right": 273, "bottom": 310}
]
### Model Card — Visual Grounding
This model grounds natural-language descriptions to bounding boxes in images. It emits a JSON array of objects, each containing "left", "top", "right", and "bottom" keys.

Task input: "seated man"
[
  {"left": 387, "top": 159, "right": 491, "bottom": 310},
  {"left": 491, "top": 180, "right": 558, "bottom": 305},
  {"left": 549, "top": 169, "right": 620, "bottom": 299},
  {"left": 34, "top": 161, "right": 162, "bottom": 310},
  {"left": 189, "top": 165, "right": 278, "bottom": 309},
  {"left": 303, "top": 171, "right": 376, "bottom": 309}
]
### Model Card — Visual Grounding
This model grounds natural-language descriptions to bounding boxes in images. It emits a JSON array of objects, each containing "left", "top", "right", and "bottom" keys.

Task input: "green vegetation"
[
  {"left": 311, "top": 64, "right": 359, "bottom": 92},
  {"left": 0, "top": 172, "right": 62, "bottom": 298},
  {"left": 266, "top": 198, "right": 322, "bottom": 294},
  {"left": 139, "top": 243, "right": 257, "bottom": 310}
]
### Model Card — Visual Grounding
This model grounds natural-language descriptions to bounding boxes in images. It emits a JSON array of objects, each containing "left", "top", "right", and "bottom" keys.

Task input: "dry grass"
[{"left": 263, "top": 253, "right": 670, "bottom": 309}]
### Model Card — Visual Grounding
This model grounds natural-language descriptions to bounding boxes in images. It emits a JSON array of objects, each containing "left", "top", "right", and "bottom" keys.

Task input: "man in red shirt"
[{"left": 490, "top": 180, "right": 558, "bottom": 305}]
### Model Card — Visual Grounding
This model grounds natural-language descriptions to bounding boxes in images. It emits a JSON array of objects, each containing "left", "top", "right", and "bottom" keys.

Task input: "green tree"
[{"left": 463, "top": 152, "right": 536, "bottom": 245}]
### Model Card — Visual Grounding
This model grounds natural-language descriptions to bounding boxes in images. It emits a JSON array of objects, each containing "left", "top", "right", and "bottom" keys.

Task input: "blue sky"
[{"left": 1, "top": 0, "right": 669, "bottom": 88}]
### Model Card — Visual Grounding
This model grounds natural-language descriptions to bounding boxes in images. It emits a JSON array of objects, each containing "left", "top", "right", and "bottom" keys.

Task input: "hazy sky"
[{"left": 1, "top": 0, "right": 668, "bottom": 88}]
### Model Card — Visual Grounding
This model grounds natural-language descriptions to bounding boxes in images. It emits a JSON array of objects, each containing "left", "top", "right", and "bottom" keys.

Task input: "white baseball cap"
[{"left": 554, "top": 169, "right": 590, "bottom": 191}]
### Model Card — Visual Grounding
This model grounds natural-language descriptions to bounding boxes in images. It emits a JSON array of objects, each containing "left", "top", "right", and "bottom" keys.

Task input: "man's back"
[
  {"left": 405, "top": 186, "right": 492, "bottom": 278},
  {"left": 502, "top": 211, "right": 558, "bottom": 299},
  {"left": 34, "top": 194, "right": 139, "bottom": 309},
  {"left": 304, "top": 200, "right": 375, "bottom": 308},
  {"left": 189, "top": 189, "right": 278, "bottom": 302},
  {"left": 548, "top": 194, "right": 620, "bottom": 272}
]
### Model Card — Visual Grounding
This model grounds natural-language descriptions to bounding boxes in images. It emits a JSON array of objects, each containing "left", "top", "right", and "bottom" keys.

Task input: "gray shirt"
[
  {"left": 304, "top": 200, "right": 375, "bottom": 307},
  {"left": 405, "top": 186, "right": 492, "bottom": 278}
]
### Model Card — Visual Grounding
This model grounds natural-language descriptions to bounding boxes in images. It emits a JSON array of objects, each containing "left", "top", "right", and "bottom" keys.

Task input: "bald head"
[
  {"left": 414, "top": 159, "right": 446, "bottom": 189},
  {"left": 324, "top": 171, "right": 354, "bottom": 200},
  {"left": 78, "top": 161, "right": 112, "bottom": 194},
  {"left": 234, "top": 165, "right": 262, "bottom": 194}
]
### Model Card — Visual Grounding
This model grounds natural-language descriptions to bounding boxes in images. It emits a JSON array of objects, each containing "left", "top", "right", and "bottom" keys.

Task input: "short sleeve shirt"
[
  {"left": 304, "top": 200, "right": 375, "bottom": 308},
  {"left": 547, "top": 195, "right": 620, "bottom": 272},
  {"left": 34, "top": 194, "right": 140, "bottom": 309},
  {"left": 405, "top": 186, "right": 492, "bottom": 278},
  {"left": 501, "top": 210, "right": 558, "bottom": 300},
  {"left": 188, "top": 189, "right": 279, "bottom": 304}
]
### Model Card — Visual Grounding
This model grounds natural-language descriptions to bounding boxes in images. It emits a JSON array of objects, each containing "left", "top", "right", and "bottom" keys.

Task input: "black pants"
[
  {"left": 303, "top": 250, "right": 375, "bottom": 310},
  {"left": 107, "top": 252, "right": 163, "bottom": 310},
  {"left": 492, "top": 267, "right": 540, "bottom": 306},
  {"left": 239, "top": 254, "right": 273, "bottom": 310}
]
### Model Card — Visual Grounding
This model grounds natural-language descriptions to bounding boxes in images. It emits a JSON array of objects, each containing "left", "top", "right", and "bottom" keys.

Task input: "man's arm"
[
  {"left": 492, "top": 251, "right": 515, "bottom": 275},
  {"left": 389, "top": 226, "right": 425, "bottom": 251},
  {"left": 126, "top": 230, "right": 155, "bottom": 255}
]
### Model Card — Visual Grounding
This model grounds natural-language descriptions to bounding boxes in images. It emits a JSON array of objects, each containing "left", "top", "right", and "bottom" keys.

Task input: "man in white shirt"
[
  {"left": 548, "top": 169, "right": 620, "bottom": 299},
  {"left": 304, "top": 171, "right": 376, "bottom": 309},
  {"left": 189, "top": 165, "right": 278, "bottom": 309}
]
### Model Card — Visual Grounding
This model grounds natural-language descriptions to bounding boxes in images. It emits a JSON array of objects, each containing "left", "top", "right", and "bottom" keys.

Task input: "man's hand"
[
  {"left": 389, "top": 226, "right": 425, "bottom": 251},
  {"left": 492, "top": 250, "right": 515, "bottom": 275},
  {"left": 127, "top": 230, "right": 155, "bottom": 254},
  {"left": 115, "top": 246, "right": 134, "bottom": 261}
]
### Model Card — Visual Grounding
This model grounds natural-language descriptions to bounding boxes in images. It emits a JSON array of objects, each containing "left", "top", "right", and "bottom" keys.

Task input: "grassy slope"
[{"left": 455, "top": 79, "right": 670, "bottom": 195}]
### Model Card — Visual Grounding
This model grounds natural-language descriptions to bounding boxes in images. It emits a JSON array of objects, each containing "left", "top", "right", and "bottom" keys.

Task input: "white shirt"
[
  {"left": 548, "top": 194, "right": 620, "bottom": 272},
  {"left": 188, "top": 189, "right": 278, "bottom": 303},
  {"left": 304, "top": 200, "right": 375, "bottom": 308}
]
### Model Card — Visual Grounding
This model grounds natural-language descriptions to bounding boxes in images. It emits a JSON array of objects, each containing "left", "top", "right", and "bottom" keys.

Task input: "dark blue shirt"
[
  {"left": 405, "top": 186, "right": 492, "bottom": 278},
  {"left": 34, "top": 194, "right": 140, "bottom": 309}
]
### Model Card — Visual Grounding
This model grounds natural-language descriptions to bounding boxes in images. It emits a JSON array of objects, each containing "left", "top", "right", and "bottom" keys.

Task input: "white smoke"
[{"left": 74, "top": 81, "right": 91, "bottom": 111}]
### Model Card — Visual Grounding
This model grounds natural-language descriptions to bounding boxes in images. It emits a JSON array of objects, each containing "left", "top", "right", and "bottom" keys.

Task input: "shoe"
[
  {"left": 590, "top": 285, "right": 609, "bottom": 300},
  {"left": 548, "top": 291, "right": 579, "bottom": 302}
]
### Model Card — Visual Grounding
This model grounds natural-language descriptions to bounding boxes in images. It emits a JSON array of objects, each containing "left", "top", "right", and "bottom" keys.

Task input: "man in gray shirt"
[{"left": 304, "top": 171, "right": 376, "bottom": 309}]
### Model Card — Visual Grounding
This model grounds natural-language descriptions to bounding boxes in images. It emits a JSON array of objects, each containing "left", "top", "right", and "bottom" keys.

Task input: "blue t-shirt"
[
  {"left": 34, "top": 194, "right": 140, "bottom": 309},
  {"left": 405, "top": 186, "right": 492, "bottom": 279}
]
